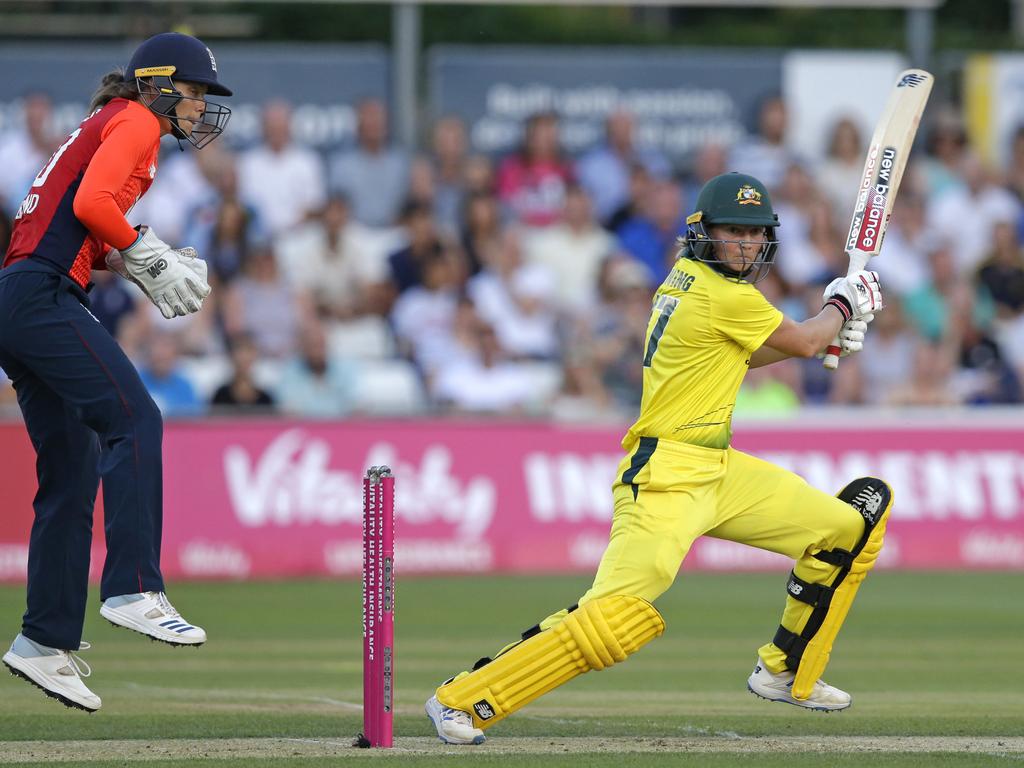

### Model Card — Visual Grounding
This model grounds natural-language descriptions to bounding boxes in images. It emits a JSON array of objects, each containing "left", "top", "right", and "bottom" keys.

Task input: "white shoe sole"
[
  {"left": 2, "top": 652, "right": 101, "bottom": 712},
  {"left": 747, "top": 681, "right": 851, "bottom": 711},
  {"left": 100, "top": 605, "right": 206, "bottom": 647},
  {"left": 424, "top": 696, "right": 486, "bottom": 745}
]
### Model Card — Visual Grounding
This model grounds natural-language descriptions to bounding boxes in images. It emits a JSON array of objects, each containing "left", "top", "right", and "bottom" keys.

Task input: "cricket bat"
[{"left": 823, "top": 68, "right": 934, "bottom": 370}]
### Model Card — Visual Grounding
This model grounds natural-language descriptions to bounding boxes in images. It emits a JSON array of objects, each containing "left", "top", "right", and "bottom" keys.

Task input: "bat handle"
[{"left": 822, "top": 342, "right": 842, "bottom": 370}]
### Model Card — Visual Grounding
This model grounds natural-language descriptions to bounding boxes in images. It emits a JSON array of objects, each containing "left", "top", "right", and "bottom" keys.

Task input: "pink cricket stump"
[{"left": 357, "top": 466, "right": 394, "bottom": 748}]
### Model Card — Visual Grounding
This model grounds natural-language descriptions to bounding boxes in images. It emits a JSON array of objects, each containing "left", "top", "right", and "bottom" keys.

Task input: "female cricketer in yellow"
[{"left": 425, "top": 172, "right": 891, "bottom": 745}]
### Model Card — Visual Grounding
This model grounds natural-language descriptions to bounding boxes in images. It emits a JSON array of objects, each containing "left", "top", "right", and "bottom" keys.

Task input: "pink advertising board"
[{"left": 1, "top": 417, "right": 1023, "bottom": 582}]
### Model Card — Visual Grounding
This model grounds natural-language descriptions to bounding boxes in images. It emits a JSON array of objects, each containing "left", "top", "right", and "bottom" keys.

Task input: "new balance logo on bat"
[
  {"left": 147, "top": 258, "right": 169, "bottom": 279},
  {"left": 898, "top": 73, "right": 928, "bottom": 88}
]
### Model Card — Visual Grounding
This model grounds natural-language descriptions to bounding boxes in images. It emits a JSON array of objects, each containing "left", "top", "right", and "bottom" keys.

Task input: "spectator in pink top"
[{"left": 497, "top": 112, "right": 573, "bottom": 229}]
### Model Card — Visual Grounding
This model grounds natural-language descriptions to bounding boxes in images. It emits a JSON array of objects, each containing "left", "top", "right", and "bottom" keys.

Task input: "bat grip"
[{"left": 822, "top": 342, "right": 842, "bottom": 370}]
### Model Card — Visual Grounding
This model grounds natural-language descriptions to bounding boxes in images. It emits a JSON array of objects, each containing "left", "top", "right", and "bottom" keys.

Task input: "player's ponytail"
[
  {"left": 88, "top": 69, "right": 140, "bottom": 113},
  {"left": 674, "top": 235, "right": 694, "bottom": 261}
]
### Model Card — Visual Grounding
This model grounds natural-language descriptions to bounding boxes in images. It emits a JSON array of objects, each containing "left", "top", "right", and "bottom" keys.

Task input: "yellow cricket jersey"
[{"left": 623, "top": 257, "right": 783, "bottom": 451}]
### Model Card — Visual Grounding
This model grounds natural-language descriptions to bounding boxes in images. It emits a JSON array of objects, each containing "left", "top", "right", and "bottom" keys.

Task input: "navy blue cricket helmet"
[{"left": 127, "top": 32, "right": 232, "bottom": 148}]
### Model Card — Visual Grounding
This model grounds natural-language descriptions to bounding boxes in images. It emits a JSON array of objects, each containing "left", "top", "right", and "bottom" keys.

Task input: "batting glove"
[
  {"left": 822, "top": 270, "right": 883, "bottom": 323},
  {"left": 838, "top": 314, "right": 873, "bottom": 356},
  {"left": 106, "top": 227, "right": 211, "bottom": 319}
]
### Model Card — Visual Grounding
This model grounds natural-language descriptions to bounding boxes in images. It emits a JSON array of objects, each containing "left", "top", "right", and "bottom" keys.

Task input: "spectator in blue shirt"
[
  {"left": 329, "top": 98, "right": 410, "bottom": 228},
  {"left": 276, "top": 321, "right": 356, "bottom": 418},
  {"left": 576, "top": 110, "right": 671, "bottom": 227},
  {"left": 388, "top": 202, "right": 444, "bottom": 296},
  {"left": 137, "top": 332, "right": 203, "bottom": 418},
  {"left": 615, "top": 179, "right": 687, "bottom": 286}
]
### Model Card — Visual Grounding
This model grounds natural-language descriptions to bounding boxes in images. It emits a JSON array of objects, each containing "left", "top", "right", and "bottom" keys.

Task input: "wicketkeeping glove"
[
  {"left": 173, "top": 246, "right": 210, "bottom": 288},
  {"left": 822, "top": 270, "right": 883, "bottom": 323},
  {"left": 105, "top": 227, "right": 211, "bottom": 319}
]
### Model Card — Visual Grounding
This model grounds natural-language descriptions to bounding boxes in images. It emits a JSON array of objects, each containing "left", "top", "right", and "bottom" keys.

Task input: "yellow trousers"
[{"left": 538, "top": 438, "right": 865, "bottom": 673}]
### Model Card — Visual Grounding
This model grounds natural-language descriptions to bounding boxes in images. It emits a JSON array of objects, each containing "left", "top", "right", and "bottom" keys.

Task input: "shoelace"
[
  {"left": 443, "top": 707, "right": 473, "bottom": 725},
  {"left": 777, "top": 672, "right": 829, "bottom": 689},
  {"left": 150, "top": 591, "right": 181, "bottom": 619},
  {"left": 61, "top": 641, "right": 92, "bottom": 678}
]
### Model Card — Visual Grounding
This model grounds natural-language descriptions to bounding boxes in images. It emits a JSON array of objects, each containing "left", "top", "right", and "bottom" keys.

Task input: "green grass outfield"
[{"left": 0, "top": 572, "right": 1022, "bottom": 767}]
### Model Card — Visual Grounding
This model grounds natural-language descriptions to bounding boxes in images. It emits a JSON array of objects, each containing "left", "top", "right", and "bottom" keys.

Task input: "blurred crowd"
[{"left": 2, "top": 90, "right": 1024, "bottom": 421}]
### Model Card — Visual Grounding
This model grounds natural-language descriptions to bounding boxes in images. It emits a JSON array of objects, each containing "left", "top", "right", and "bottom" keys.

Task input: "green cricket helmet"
[{"left": 683, "top": 172, "right": 779, "bottom": 283}]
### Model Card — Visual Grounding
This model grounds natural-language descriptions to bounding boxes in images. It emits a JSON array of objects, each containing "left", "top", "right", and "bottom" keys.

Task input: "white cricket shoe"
[
  {"left": 100, "top": 591, "right": 206, "bottom": 646},
  {"left": 425, "top": 694, "right": 486, "bottom": 745},
  {"left": 747, "top": 656, "right": 851, "bottom": 711},
  {"left": 2, "top": 634, "right": 101, "bottom": 712}
]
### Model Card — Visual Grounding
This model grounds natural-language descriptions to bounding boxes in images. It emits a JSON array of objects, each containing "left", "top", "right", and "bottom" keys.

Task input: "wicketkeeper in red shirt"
[{"left": 0, "top": 32, "right": 232, "bottom": 711}]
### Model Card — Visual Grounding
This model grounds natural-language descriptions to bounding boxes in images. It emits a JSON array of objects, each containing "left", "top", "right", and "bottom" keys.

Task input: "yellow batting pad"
[
  {"left": 435, "top": 595, "right": 664, "bottom": 729},
  {"left": 792, "top": 480, "right": 893, "bottom": 700}
]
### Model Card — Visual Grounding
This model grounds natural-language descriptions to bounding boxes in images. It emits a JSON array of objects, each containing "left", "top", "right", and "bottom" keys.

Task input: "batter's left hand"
[{"left": 837, "top": 314, "right": 872, "bottom": 357}]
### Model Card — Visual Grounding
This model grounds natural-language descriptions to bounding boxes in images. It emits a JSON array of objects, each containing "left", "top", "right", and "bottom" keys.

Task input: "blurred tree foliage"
[
  {"left": 246, "top": 0, "right": 1014, "bottom": 50},
  {"left": 1, "top": 0, "right": 1016, "bottom": 50}
]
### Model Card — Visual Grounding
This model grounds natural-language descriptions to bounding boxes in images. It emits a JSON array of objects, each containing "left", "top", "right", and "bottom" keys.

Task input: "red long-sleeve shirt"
[{"left": 3, "top": 98, "right": 161, "bottom": 287}]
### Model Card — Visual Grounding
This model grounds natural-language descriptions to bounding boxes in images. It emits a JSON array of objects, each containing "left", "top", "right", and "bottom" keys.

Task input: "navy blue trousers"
[{"left": 0, "top": 260, "right": 165, "bottom": 649}]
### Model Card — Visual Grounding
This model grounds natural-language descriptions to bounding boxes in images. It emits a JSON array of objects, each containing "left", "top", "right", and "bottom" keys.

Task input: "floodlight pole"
[
  {"left": 393, "top": 1, "right": 421, "bottom": 150},
  {"left": 906, "top": 6, "right": 934, "bottom": 69}
]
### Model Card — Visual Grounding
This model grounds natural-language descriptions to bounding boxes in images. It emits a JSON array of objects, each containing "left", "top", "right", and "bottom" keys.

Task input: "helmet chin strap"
[
  {"left": 163, "top": 115, "right": 188, "bottom": 151},
  {"left": 168, "top": 115, "right": 189, "bottom": 149},
  {"left": 171, "top": 124, "right": 188, "bottom": 152}
]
